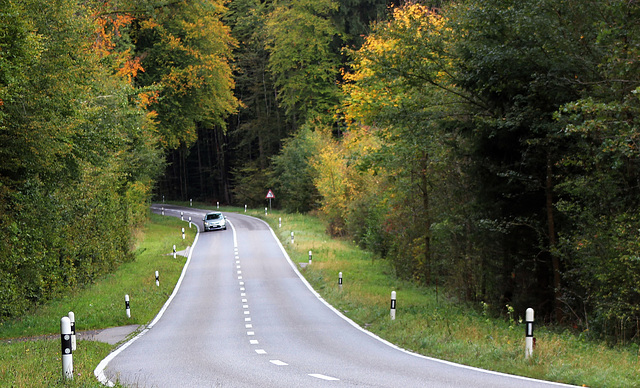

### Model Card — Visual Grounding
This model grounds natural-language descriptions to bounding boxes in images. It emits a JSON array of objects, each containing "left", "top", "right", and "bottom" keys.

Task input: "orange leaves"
[
  {"left": 93, "top": 10, "right": 135, "bottom": 58},
  {"left": 136, "top": 90, "right": 159, "bottom": 110},
  {"left": 91, "top": 2, "right": 153, "bottom": 85},
  {"left": 117, "top": 54, "right": 144, "bottom": 83}
]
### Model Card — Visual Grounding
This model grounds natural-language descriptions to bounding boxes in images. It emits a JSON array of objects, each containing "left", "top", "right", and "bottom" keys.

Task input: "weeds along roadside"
[
  {"left": 0, "top": 212, "right": 196, "bottom": 387},
  {"left": 256, "top": 209, "right": 640, "bottom": 388}
]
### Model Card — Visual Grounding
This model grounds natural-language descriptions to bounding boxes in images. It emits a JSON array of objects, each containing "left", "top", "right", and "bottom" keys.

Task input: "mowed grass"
[
  {"left": 0, "top": 212, "right": 195, "bottom": 387},
  {"left": 252, "top": 208, "right": 640, "bottom": 388}
]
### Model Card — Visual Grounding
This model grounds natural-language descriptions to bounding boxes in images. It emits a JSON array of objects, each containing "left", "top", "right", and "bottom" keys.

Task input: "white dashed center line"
[
  {"left": 309, "top": 374, "right": 340, "bottom": 381},
  {"left": 270, "top": 360, "right": 288, "bottom": 366}
]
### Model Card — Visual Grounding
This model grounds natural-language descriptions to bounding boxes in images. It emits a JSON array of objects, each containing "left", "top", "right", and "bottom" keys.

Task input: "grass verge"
[
  {"left": 0, "top": 212, "right": 195, "bottom": 387},
  {"left": 253, "top": 208, "right": 640, "bottom": 388}
]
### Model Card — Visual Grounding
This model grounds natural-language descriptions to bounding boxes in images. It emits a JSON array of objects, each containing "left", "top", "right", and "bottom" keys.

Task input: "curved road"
[{"left": 100, "top": 205, "right": 574, "bottom": 387}]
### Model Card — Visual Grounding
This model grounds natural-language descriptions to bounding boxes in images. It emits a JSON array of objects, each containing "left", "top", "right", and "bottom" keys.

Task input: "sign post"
[{"left": 266, "top": 189, "right": 275, "bottom": 211}]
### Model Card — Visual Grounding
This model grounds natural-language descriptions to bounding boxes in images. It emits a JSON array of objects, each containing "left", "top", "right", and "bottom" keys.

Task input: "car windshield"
[{"left": 206, "top": 213, "right": 222, "bottom": 220}]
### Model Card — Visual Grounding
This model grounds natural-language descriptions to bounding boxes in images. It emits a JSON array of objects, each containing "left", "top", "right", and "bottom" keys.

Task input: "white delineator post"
[
  {"left": 279, "top": 217, "right": 282, "bottom": 228},
  {"left": 525, "top": 308, "right": 534, "bottom": 359},
  {"left": 155, "top": 271, "right": 160, "bottom": 287},
  {"left": 390, "top": 291, "right": 397, "bottom": 320},
  {"left": 244, "top": 204, "right": 247, "bottom": 213},
  {"left": 181, "top": 211, "right": 184, "bottom": 221},
  {"left": 173, "top": 245, "right": 177, "bottom": 259},
  {"left": 182, "top": 227, "right": 185, "bottom": 240},
  {"left": 60, "top": 316, "right": 73, "bottom": 380},
  {"left": 217, "top": 201, "right": 220, "bottom": 209},
  {"left": 308, "top": 250, "right": 312, "bottom": 264},
  {"left": 125, "top": 294, "right": 131, "bottom": 318},
  {"left": 338, "top": 272, "right": 343, "bottom": 290},
  {"left": 161, "top": 207, "right": 164, "bottom": 216},
  {"left": 189, "top": 216, "right": 192, "bottom": 228},
  {"left": 190, "top": 198, "right": 193, "bottom": 207},
  {"left": 265, "top": 207, "right": 268, "bottom": 215},
  {"left": 291, "top": 232, "right": 294, "bottom": 244},
  {"left": 68, "top": 311, "right": 76, "bottom": 351}
]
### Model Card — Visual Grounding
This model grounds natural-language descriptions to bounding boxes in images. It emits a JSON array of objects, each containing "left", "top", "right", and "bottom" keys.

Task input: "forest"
[{"left": 2, "top": 0, "right": 639, "bottom": 345}]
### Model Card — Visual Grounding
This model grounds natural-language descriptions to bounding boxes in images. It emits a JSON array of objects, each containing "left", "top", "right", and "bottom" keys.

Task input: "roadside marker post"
[
  {"left": 155, "top": 271, "right": 160, "bottom": 287},
  {"left": 308, "top": 250, "right": 312, "bottom": 265},
  {"left": 291, "top": 232, "right": 294, "bottom": 244},
  {"left": 125, "top": 294, "right": 131, "bottom": 318},
  {"left": 182, "top": 227, "right": 185, "bottom": 240},
  {"left": 161, "top": 207, "right": 164, "bottom": 216},
  {"left": 245, "top": 204, "right": 247, "bottom": 213},
  {"left": 68, "top": 311, "right": 76, "bottom": 351},
  {"left": 217, "top": 201, "right": 219, "bottom": 209},
  {"left": 173, "top": 245, "right": 177, "bottom": 259},
  {"left": 60, "top": 316, "right": 73, "bottom": 380},
  {"left": 279, "top": 217, "right": 282, "bottom": 228},
  {"left": 338, "top": 272, "right": 343, "bottom": 291},
  {"left": 265, "top": 207, "right": 268, "bottom": 216},
  {"left": 189, "top": 217, "right": 192, "bottom": 228},
  {"left": 181, "top": 212, "right": 184, "bottom": 221},
  {"left": 525, "top": 308, "right": 534, "bottom": 359},
  {"left": 390, "top": 291, "right": 397, "bottom": 320},
  {"left": 190, "top": 198, "right": 193, "bottom": 207}
]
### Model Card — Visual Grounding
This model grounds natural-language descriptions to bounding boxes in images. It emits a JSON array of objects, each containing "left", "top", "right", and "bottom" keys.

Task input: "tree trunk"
[{"left": 546, "top": 150, "right": 562, "bottom": 322}]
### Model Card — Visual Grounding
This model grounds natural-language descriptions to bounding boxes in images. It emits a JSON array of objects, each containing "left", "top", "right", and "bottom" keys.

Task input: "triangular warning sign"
[{"left": 266, "top": 189, "right": 275, "bottom": 199}]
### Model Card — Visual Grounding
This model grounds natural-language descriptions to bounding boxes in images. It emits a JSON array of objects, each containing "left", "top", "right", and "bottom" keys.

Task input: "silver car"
[{"left": 203, "top": 211, "right": 227, "bottom": 231}]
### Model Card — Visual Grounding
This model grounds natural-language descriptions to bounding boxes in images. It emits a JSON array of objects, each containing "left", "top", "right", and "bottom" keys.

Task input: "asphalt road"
[{"left": 99, "top": 204, "right": 575, "bottom": 388}]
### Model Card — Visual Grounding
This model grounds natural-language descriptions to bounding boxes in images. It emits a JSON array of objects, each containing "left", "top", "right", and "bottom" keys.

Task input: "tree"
[
  {"left": 270, "top": 125, "right": 322, "bottom": 213},
  {"left": 553, "top": 0, "right": 640, "bottom": 339},
  {"left": 112, "top": 0, "right": 240, "bottom": 200},
  {"left": 0, "top": 0, "right": 163, "bottom": 319},
  {"left": 265, "top": 0, "right": 342, "bottom": 124},
  {"left": 340, "top": 3, "right": 473, "bottom": 286}
]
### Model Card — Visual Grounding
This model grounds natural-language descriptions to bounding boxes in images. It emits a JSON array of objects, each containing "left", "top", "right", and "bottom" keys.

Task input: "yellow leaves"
[{"left": 140, "top": 19, "right": 160, "bottom": 31}]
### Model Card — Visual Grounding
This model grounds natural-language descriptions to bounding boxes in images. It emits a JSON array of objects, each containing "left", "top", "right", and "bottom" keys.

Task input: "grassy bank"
[
  {"left": 255, "top": 208, "right": 639, "bottom": 388},
  {"left": 0, "top": 213, "right": 195, "bottom": 387}
]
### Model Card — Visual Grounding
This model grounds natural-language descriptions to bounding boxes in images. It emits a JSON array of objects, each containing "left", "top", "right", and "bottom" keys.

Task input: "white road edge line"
[
  {"left": 257, "top": 217, "right": 579, "bottom": 388},
  {"left": 94, "top": 214, "right": 203, "bottom": 387}
]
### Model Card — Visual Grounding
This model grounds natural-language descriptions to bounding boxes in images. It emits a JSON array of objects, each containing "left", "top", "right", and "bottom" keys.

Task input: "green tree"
[
  {"left": 0, "top": 0, "right": 162, "bottom": 319},
  {"left": 270, "top": 125, "right": 322, "bottom": 213},
  {"left": 553, "top": 0, "right": 640, "bottom": 339},
  {"left": 265, "top": 0, "right": 342, "bottom": 124}
]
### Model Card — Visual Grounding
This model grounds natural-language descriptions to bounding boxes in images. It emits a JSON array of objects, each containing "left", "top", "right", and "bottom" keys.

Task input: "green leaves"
[
  {"left": 0, "top": 0, "right": 164, "bottom": 320},
  {"left": 265, "top": 0, "right": 342, "bottom": 121},
  {"left": 132, "top": 0, "right": 238, "bottom": 149}
]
